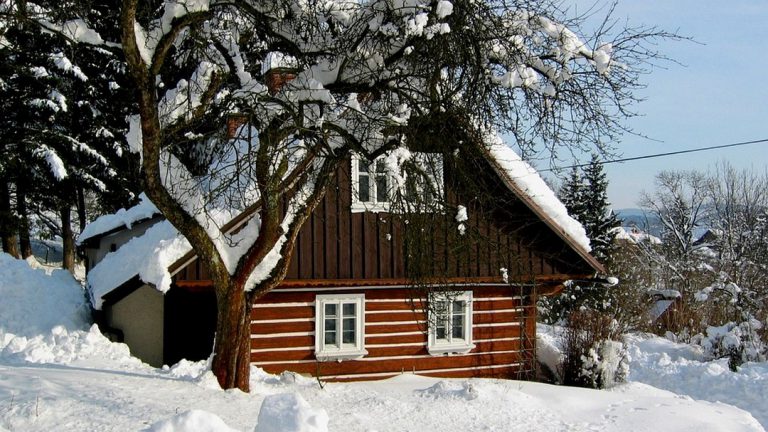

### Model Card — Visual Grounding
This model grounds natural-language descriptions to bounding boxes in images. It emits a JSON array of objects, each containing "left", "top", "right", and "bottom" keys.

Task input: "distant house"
[
  {"left": 80, "top": 142, "right": 604, "bottom": 381},
  {"left": 647, "top": 289, "right": 682, "bottom": 332}
]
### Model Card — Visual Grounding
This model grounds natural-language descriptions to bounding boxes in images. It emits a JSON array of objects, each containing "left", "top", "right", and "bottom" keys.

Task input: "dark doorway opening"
[{"left": 164, "top": 287, "right": 217, "bottom": 366}]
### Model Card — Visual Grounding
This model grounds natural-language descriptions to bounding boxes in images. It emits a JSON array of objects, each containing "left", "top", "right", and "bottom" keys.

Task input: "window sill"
[
  {"left": 315, "top": 349, "right": 368, "bottom": 362},
  {"left": 350, "top": 202, "right": 390, "bottom": 213},
  {"left": 427, "top": 343, "right": 475, "bottom": 356}
]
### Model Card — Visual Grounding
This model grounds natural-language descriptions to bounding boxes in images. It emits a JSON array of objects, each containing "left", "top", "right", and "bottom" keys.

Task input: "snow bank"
[
  {"left": 485, "top": 137, "right": 591, "bottom": 253},
  {"left": 627, "top": 333, "right": 768, "bottom": 429},
  {"left": 78, "top": 193, "right": 160, "bottom": 245},
  {"left": 254, "top": 393, "right": 329, "bottom": 432},
  {"left": 0, "top": 255, "right": 142, "bottom": 367},
  {"left": 145, "top": 410, "right": 239, "bottom": 432},
  {"left": 0, "top": 253, "right": 89, "bottom": 337},
  {"left": 87, "top": 220, "right": 191, "bottom": 309},
  {"left": 1, "top": 324, "right": 139, "bottom": 366}
]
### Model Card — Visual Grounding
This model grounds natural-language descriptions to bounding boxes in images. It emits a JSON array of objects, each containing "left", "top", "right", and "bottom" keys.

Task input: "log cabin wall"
[
  {"left": 251, "top": 284, "right": 536, "bottom": 381},
  {"left": 166, "top": 159, "right": 589, "bottom": 379}
]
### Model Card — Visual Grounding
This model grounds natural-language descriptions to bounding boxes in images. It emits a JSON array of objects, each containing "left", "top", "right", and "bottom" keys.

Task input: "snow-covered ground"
[
  {"left": 0, "top": 255, "right": 765, "bottom": 431},
  {"left": 627, "top": 334, "right": 768, "bottom": 428}
]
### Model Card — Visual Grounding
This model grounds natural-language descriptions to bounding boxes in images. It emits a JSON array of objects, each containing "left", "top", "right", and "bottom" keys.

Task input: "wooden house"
[{"left": 81, "top": 143, "right": 604, "bottom": 381}]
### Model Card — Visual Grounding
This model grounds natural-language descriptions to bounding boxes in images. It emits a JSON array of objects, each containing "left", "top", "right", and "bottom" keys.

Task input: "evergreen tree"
[
  {"left": 581, "top": 154, "right": 620, "bottom": 262},
  {"left": 543, "top": 155, "right": 619, "bottom": 323},
  {"left": 0, "top": 2, "right": 140, "bottom": 266},
  {"left": 560, "top": 166, "right": 586, "bottom": 223}
]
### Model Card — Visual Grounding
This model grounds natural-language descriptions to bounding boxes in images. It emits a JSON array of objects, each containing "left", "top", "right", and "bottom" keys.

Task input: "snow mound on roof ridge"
[
  {"left": 484, "top": 135, "right": 591, "bottom": 253},
  {"left": 78, "top": 193, "right": 160, "bottom": 245},
  {"left": 88, "top": 220, "right": 191, "bottom": 309}
]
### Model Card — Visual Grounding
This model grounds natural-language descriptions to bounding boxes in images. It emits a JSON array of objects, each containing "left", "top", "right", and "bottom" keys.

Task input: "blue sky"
[{"left": 538, "top": 1, "right": 768, "bottom": 209}]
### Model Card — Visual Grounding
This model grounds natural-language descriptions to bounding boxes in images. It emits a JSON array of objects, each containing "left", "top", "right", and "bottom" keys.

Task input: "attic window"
[
  {"left": 427, "top": 291, "right": 475, "bottom": 355},
  {"left": 351, "top": 153, "right": 443, "bottom": 213}
]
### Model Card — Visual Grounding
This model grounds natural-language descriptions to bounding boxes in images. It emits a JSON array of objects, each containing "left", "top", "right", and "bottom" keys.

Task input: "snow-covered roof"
[
  {"left": 648, "top": 289, "right": 681, "bottom": 299},
  {"left": 649, "top": 299, "right": 675, "bottom": 321},
  {"left": 78, "top": 193, "right": 161, "bottom": 245},
  {"left": 482, "top": 135, "right": 602, "bottom": 274},
  {"left": 87, "top": 220, "right": 190, "bottom": 309}
]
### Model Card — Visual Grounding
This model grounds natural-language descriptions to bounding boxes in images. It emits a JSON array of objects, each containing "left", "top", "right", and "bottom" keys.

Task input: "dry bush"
[{"left": 560, "top": 309, "right": 628, "bottom": 389}]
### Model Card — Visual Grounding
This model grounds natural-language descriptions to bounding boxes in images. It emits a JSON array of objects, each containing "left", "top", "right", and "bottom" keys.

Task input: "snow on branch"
[{"left": 34, "top": 145, "right": 68, "bottom": 180}]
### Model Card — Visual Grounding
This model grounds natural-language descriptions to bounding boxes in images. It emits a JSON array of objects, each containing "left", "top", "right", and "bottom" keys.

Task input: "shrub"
[{"left": 560, "top": 309, "right": 628, "bottom": 389}]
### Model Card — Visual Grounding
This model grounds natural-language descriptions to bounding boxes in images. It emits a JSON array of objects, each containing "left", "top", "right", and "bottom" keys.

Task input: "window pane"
[
  {"left": 359, "top": 175, "right": 370, "bottom": 202},
  {"left": 434, "top": 300, "right": 448, "bottom": 317},
  {"left": 376, "top": 175, "right": 388, "bottom": 202},
  {"left": 324, "top": 317, "right": 337, "bottom": 332},
  {"left": 452, "top": 301, "right": 465, "bottom": 339},
  {"left": 436, "top": 324, "right": 447, "bottom": 340},
  {"left": 324, "top": 330, "right": 337, "bottom": 346},
  {"left": 451, "top": 315, "right": 464, "bottom": 339},
  {"left": 342, "top": 303, "right": 356, "bottom": 317},
  {"left": 360, "top": 159, "right": 371, "bottom": 172},
  {"left": 342, "top": 327, "right": 356, "bottom": 344},
  {"left": 325, "top": 303, "right": 337, "bottom": 317}
]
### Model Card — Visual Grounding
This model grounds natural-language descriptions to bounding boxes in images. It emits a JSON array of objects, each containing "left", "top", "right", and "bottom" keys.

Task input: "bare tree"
[{"left": 639, "top": 171, "right": 711, "bottom": 296}]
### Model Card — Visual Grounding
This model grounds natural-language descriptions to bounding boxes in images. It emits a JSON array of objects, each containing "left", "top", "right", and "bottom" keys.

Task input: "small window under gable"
[
  {"left": 427, "top": 291, "right": 475, "bottom": 355},
  {"left": 351, "top": 152, "right": 443, "bottom": 213},
  {"left": 315, "top": 294, "right": 367, "bottom": 361}
]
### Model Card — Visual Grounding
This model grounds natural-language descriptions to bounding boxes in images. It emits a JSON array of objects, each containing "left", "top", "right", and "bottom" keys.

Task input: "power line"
[{"left": 540, "top": 138, "right": 768, "bottom": 172}]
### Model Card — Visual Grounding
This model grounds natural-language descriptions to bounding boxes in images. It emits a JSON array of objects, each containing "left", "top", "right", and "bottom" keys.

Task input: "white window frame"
[
  {"left": 351, "top": 155, "right": 391, "bottom": 213},
  {"left": 350, "top": 153, "right": 444, "bottom": 213},
  {"left": 314, "top": 294, "right": 367, "bottom": 361},
  {"left": 427, "top": 291, "right": 475, "bottom": 355}
]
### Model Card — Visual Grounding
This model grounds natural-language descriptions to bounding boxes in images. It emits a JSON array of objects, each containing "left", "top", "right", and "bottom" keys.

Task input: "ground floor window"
[
  {"left": 315, "top": 294, "right": 367, "bottom": 361},
  {"left": 428, "top": 291, "right": 474, "bottom": 355}
]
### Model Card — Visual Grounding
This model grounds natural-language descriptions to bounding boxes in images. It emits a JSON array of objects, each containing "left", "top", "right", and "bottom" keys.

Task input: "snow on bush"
[
  {"left": 254, "top": 393, "right": 329, "bottom": 432},
  {"left": 144, "top": 409, "right": 239, "bottom": 432},
  {"left": 579, "top": 340, "right": 629, "bottom": 389},
  {"left": 536, "top": 323, "right": 565, "bottom": 382},
  {"left": 692, "top": 320, "right": 766, "bottom": 370},
  {"left": 539, "top": 319, "right": 629, "bottom": 389}
]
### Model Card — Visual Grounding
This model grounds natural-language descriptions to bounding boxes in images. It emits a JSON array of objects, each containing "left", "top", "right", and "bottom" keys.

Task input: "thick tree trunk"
[
  {"left": 17, "top": 181, "right": 32, "bottom": 259},
  {"left": 0, "top": 180, "right": 19, "bottom": 258},
  {"left": 60, "top": 205, "right": 75, "bottom": 272},
  {"left": 211, "top": 282, "right": 254, "bottom": 391}
]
